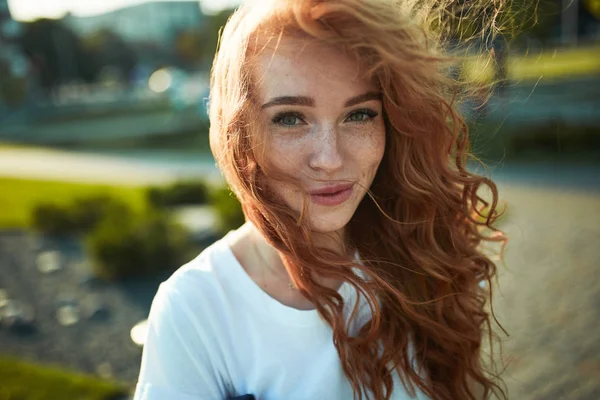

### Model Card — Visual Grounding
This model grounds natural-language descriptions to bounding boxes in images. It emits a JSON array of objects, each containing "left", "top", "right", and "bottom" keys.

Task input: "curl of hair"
[{"left": 209, "top": 1, "right": 514, "bottom": 399}]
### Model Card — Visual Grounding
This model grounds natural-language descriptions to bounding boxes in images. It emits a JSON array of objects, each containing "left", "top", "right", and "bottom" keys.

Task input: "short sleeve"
[{"left": 133, "top": 283, "right": 227, "bottom": 399}]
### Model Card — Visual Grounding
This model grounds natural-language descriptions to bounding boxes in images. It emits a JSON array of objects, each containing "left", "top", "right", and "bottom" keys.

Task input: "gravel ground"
[
  {"left": 0, "top": 182, "right": 599, "bottom": 399},
  {"left": 0, "top": 233, "right": 164, "bottom": 386}
]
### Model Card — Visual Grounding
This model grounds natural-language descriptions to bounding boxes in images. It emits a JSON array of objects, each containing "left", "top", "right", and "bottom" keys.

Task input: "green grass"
[
  {"left": 0, "top": 356, "right": 129, "bottom": 400},
  {"left": 509, "top": 46, "right": 600, "bottom": 81},
  {"left": 463, "top": 44, "right": 600, "bottom": 83},
  {"left": 0, "top": 142, "right": 38, "bottom": 151},
  {"left": 0, "top": 177, "right": 148, "bottom": 229}
]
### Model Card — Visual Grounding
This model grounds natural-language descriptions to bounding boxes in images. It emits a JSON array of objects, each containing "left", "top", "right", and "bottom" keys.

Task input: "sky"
[{"left": 7, "top": 0, "right": 242, "bottom": 21}]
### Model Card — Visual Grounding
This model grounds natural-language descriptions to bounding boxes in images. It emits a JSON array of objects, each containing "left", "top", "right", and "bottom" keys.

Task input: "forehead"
[{"left": 252, "top": 38, "right": 377, "bottom": 103}]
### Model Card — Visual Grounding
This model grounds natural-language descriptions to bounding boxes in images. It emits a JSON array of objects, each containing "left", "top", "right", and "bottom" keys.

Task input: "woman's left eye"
[{"left": 345, "top": 109, "right": 378, "bottom": 123}]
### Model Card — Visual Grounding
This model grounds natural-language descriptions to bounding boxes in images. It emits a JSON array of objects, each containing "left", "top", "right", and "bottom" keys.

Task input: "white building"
[{"left": 64, "top": 1, "right": 205, "bottom": 45}]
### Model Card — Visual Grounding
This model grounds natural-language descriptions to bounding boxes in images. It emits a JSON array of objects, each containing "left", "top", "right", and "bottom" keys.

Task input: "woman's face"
[{"left": 253, "top": 37, "right": 386, "bottom": 234}]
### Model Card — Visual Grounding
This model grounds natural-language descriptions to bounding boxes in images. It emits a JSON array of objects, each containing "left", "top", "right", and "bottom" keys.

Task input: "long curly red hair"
[{"left": 209, "top": 0, "right": 510, "bottom": 399}]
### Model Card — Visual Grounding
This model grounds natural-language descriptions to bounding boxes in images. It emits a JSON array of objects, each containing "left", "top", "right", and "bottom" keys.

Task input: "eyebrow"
[{"left": 260, "top": 91, "right": 381, "bottom": 109}]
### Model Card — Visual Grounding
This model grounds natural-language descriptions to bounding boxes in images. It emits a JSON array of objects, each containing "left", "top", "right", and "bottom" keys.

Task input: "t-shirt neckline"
[{"left": 216, "top": 229, "right": 355, "bottom": 327}]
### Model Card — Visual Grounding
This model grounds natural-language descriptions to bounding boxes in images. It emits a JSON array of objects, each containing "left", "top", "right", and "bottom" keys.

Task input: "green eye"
[
  {"left": 347, "top": 112, "right": 369, "bottom": 122},
  {"left": 346, "top": 109, "right": 378, "bottom": 123},
  {"left": 272, "top": 112, "right": 305, "bottom": 127},
  {"left": 280, "top": 116, "right": 301, "bottom": 126}
]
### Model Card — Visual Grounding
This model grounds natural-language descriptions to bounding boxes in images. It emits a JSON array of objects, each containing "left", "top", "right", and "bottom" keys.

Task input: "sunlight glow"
[
  {"left": 7, "top": 0, "right": 242, "bottom": 21},
  {"left": 130, "top": 319, "right": 148, "bottom": 346}
]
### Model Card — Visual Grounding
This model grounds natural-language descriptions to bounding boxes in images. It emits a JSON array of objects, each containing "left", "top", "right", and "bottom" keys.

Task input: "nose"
[{"left": 308, "top": 124, "right": 344, "bottom": 173}]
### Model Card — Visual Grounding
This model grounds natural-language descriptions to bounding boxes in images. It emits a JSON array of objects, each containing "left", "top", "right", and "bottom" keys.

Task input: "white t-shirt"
[{"left": 134, "top": 229, "right": 427, "bottom": 400}]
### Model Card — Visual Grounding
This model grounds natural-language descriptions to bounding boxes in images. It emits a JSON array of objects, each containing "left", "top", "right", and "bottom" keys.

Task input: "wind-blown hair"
[{"left": 209, "top": 0, "right": 509, "bottom": 399}]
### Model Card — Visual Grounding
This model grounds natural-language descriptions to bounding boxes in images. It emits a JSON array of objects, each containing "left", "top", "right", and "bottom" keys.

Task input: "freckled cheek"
[
  {"left": 260, "top": 134, "right": 310, "bottom": 207},
  {"left": 345, "top": 126, "right": 386, "bottom": 175},
  {"left": 265, "top": 136, "right": 310, "bottom": 175}
]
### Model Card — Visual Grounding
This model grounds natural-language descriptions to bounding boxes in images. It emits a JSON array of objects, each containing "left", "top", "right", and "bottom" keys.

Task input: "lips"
[{"left": 309, "top": 183, "right": 354, "bottom": 206}]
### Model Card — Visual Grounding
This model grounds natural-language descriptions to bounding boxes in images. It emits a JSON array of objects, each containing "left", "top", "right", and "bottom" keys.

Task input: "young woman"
[{"left": 134, "top": 0, "right": 507, "bottom": 399}]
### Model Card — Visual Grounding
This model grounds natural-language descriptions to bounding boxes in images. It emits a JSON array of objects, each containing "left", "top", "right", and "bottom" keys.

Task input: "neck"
[
  {"left": 247, "top": 222, "right": 349, "bottom": 291},
  {"left": 314, "top": 227, "right": 347, "bottom": 255}
]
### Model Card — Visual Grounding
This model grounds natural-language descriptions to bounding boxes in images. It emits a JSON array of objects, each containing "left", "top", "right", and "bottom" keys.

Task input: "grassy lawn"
[
  {"left": 0, "top": 356, "right": 129, "bottom": 400},
  {"left": 0, "top": 177, "right": 148, "bottom": 229},
  {"left": 509, "top": 45, "right": 600, "bottom": 81},
  {"left": 463, "top": 43, "right": 600, "bottom": 83},
  {"left": 0, "top": 142, "right": 38, "bottom": 151}
]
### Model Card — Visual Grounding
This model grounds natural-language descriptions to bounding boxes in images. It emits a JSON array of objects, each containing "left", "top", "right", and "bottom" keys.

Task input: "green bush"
[
  {"left": 86, "top": 209, "right": 190, "bottom": 280},
  {"left": 146, "top": 181, "right": 209, "bottom": 208},
  {"left": 146, "top": 187, "right": 164, "bottom": 208},
  {"left": 209, "top": 186, "right": 245, "bottom": 235},
  {"left": 30, "top": 193, "right": 194, "bottom": 280},
  {"left": 70, "top": 195, "right": 132, "bottom": 232},
  {"left": 31, "top": 203, "right": 78, "bottom": 236},
  {"left": 31, "top": 195, "right": 133, "bottom": 236},
  {"left": 0, "top": 356, "right": 129, "bottom": 400}
]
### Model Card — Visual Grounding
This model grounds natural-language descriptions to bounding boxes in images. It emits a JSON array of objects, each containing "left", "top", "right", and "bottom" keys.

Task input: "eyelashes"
[
  {"left": 346, "top": 108, "right": 378, "bottom": 122},
  {"left": 271, "top": 108, "right": 379, "bottom": 129},
  {"left": 271, "top": 112, "right": 305, "bottom": 127}
]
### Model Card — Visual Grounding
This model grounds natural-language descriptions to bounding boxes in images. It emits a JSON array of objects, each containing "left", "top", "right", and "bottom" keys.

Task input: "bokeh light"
[{"left": 148, "top": 68, "right": 172, "bottom": 93}]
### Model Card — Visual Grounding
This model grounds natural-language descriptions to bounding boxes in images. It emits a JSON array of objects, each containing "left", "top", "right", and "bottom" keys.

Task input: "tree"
[
  {"left": 18, "top": 18, "right": 97, "bottom": 91},
  {"left": 0, "top": 60, "right": 28, "bottom": 107},
  {"left": 82, "top": 28, "right": 138, "bottom": 83},
  {"left": 174, "top": 8, "right": 235, "bottom": 68},
  {"left": 175, "top": 28, "right": 204, "bottom": 66}
]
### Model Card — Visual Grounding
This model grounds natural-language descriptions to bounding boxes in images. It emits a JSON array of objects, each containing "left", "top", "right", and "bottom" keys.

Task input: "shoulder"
[
  {"left": 143, "top": 234, "right": 241, "bottom": 357},
  {"left": 146, "top": 233, "right": 243, "bottom": 336},
  {"left": 136, "top": 237, "right": 237, "bottom": 399},
  {"left": 160, "top": 234, "right": 237, "bottom": 303}
]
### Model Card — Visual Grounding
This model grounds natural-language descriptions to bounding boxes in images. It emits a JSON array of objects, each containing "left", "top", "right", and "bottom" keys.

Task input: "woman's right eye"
[{"left": 272, "top": 113, "right": 305, "bottom": 128}]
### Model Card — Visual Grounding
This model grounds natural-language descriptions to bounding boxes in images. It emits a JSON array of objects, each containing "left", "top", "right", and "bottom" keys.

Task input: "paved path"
[
  {"left": 0, "top": 148, "right": 221, "bottom": 186},
  {"left": 0, "top": 232, "right": 158, "bottom": 385},
  {"left": 492, "top": 183, "right": 600, "bottom": 399}
]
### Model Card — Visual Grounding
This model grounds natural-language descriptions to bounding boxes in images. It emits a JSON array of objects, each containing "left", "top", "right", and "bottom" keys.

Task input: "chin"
[{"left": 307, "top": 208, "right": 354, "bottom": 234}]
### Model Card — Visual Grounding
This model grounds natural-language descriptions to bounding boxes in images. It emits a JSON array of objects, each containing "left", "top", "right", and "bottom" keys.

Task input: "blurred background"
[{"left": 0, "top": 0, "right": 598, "bottom": 399}]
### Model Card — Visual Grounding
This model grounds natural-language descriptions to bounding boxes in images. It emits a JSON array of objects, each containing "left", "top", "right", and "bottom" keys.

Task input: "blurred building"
[
  {"left": 64, "top": 1, "right": 205, "bottom": 47},
  {"left": 0, "top": 0, "right": 25, "bottom": 69},
  {"left": 0, "top": 0, "right": 29, "bottom": 109}
]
